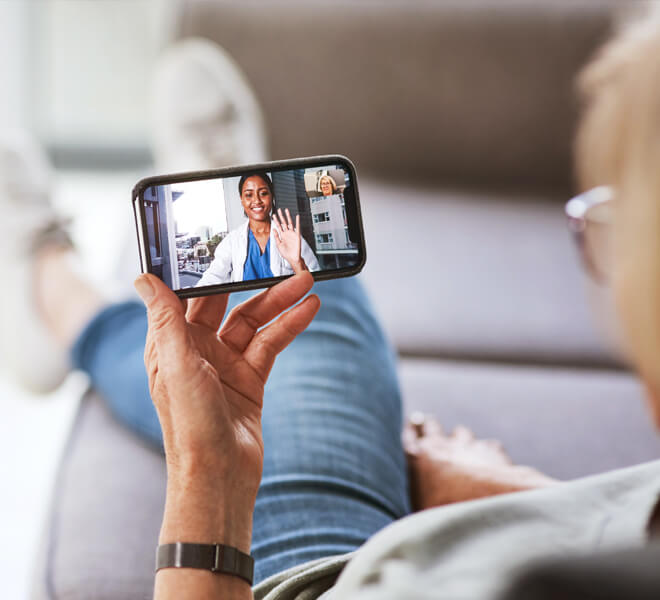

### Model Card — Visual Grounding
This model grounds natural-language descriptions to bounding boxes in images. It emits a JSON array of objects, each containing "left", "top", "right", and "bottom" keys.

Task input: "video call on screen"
[{"left": 141, "top": 164, "right": 360, "bottom": 291}]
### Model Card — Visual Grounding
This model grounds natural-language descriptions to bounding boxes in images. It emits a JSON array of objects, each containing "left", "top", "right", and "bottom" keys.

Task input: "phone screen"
[{"left": 135, "top": 158, "right": 364, "bottom": 294}]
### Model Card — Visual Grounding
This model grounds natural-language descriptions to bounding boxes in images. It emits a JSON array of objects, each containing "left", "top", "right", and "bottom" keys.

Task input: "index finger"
[
  {"left": 219, "top": 271, "right": 314, "bottom": 353},
  {"left": 186, "top": 292, "right": 229, "bottom": 332},
  {"left": 244, "top": 293, "right": 320, "bottom": 380}
]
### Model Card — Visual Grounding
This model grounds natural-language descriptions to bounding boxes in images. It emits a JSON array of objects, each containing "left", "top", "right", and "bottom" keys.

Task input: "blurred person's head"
[
  {"left": 576, "top": 6, "right": 660, "bottom": 426},
  {"left": 319, "top": 175, "right": 337, "bottom": 197},
  {"left": 239, "top": 172, "right": 274, "bottom": 222}
]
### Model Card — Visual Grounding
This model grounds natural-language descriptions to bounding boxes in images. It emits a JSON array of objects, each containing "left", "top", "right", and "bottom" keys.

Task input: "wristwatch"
[{"left": 156, "top": 542, "right": 254, "bottom": 585}]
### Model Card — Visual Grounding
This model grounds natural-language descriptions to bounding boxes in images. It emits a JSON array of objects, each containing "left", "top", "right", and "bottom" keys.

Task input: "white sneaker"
[
  {"left": 0, "top": 131, "right": 72, "bottom": 393},
  {"left": 115, "top": 39, "right": 270, "bottom": 291},
  {"left": 150, "top": 37, "right": 269, "bottom": 172}
]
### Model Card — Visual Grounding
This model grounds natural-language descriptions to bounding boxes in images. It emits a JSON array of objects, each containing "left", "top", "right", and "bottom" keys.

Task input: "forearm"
[
  {"left": 155, "top": 567, "right": 251, "bottom": 600},
  {"left": 154, "top": 470, "right": 255, "bottom": 600}
]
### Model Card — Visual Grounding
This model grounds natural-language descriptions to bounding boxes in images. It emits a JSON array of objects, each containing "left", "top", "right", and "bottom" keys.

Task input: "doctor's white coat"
[{"left": 197, "top": 220, "right": 320, "bottom": 286}]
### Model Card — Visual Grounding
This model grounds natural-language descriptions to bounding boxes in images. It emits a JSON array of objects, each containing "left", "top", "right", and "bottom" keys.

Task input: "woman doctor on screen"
[{"left": 197, "top": 172, "right": 320, "bottom": 286}]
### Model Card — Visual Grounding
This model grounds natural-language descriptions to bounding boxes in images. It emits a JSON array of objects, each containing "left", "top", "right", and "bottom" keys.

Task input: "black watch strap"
[{"left": 156, "top": 542, "right": 254, "bottom": 585}]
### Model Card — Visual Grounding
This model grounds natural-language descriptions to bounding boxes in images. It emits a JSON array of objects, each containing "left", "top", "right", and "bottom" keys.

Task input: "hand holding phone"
[
  {"left": 132, "top": 155, "right": 366, "bottom": 297},
  {"left": 135, "top": 268, "right": 320, "bottom": 557}
]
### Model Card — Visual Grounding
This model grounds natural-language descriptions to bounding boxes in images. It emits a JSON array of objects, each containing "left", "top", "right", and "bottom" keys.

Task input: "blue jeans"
[{"left": 71, "top": 277, "right": 411, "bottom": 583}]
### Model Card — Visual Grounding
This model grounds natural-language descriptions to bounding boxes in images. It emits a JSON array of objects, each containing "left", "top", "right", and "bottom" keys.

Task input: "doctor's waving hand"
[
  {"left": 197, "top": 172, "right": 320, "bottom": 286},
  {"left": 271, "top": 207, "right": 306, "bottom": 273}
]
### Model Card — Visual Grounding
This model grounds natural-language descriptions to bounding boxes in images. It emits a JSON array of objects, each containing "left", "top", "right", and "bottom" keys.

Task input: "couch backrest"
[{"left": 180, "top": 0, "right": 617, "bottom": 192}]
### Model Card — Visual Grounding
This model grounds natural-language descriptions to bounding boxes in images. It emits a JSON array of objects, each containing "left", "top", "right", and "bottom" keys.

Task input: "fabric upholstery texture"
[
  {"left": 399, "top": 359, "right": 660, "bottom": 480},
  {"left": 31, "top": 393, "right": 164, "bottom": 600},
  {"left": 180, "top": 0, "right": 617, "bottom": 189},
  {"left": 358, "top": 179, "right": 621, "bottom": 367}
]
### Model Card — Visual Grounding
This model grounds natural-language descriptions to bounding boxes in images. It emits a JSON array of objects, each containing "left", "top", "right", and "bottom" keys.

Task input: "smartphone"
[{"left": 132, "top": 155, "right": 366, "bottom": 298}]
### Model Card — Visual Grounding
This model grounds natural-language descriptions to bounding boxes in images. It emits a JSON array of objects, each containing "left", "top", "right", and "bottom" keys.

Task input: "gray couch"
[{"left": 32, "top": 1, "right": 660, "bottom": 598}]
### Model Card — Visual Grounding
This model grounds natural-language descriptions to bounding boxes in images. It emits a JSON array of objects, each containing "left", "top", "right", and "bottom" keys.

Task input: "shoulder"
[
  {"left": 220, "top": 223, "right": 249, "bottom": 247},
  {"left": 228, "top": 222, "right": 249, "bottom": 238}
]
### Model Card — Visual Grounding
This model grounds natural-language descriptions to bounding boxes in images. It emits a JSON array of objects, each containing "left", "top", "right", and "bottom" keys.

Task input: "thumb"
[{"left": 134, "top": 274, "right": 195, "bottom": 368}]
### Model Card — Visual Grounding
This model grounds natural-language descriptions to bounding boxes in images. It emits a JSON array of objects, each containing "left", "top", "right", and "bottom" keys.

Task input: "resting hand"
[
  {"left": 272, "top": 208, "right": 306, "bottom": 273},
  {"left": 403, "top": 415, "right": 557, "bottom": 510},
  {"left": 134, "top": 271, "right": 319, "bottom": 556}
]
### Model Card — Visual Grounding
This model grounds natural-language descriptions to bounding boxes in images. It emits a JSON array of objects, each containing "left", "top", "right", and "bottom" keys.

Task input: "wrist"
[{"left": 160, "top": 470, "right": 256, "bottom": 554}]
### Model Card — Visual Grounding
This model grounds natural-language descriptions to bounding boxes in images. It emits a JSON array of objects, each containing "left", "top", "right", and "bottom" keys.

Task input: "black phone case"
[{"left": 132, "top": 154, "right": 366, "bottom": 298}]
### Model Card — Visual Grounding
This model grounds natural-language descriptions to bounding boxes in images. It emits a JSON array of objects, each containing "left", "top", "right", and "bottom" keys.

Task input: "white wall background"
[
  {"left": 1, "top": 0, "right": 179, "bottom": 150},
  {"left": 0, "top": 2, "right": 30, "bottom": 128}
]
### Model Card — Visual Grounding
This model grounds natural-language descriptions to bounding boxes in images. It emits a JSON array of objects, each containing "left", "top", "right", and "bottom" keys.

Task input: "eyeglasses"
[{"left": 565, "top": 186, "right": 614, "bottom": 284}]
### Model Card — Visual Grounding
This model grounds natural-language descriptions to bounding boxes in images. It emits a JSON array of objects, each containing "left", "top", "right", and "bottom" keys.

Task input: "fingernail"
[
  {"left": 409, "top": 411, "right": 426, "bottom": 437},
  {"left": 134, "top": 275, "right": 155, "bottom": 302}
]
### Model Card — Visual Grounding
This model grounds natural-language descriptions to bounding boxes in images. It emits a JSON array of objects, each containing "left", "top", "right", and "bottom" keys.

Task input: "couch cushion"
[
  {"left": 399, "top": 357, "right": 660, "bottom": 480},
  {"left": 32, "top": 391, "right": 164, "bottom": 600},
  {"left": 33, "top": 361, "right": 660, "bottom": 598},
  {"left": 358, "top": 179, "right": 621, "bottom": 367},
  {"left": 180, "top": 0, "right": 616, "bottom": 189}
]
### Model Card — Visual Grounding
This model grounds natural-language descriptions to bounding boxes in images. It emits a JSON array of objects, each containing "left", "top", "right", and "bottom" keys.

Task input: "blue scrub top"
[{"left": 243, "top": 228, "right": 275, "bottom": 280}]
